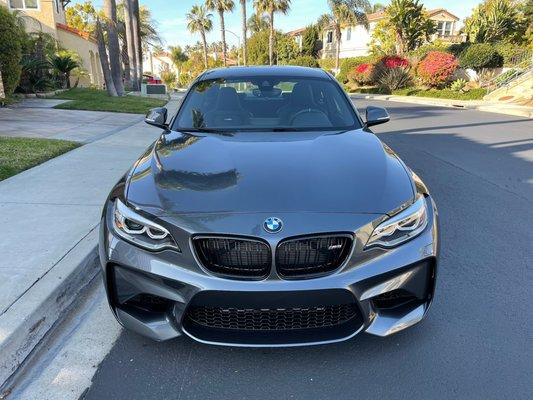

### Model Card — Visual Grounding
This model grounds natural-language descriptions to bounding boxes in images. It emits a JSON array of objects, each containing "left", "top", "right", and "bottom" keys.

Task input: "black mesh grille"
[
  {"left": 276, "top": 235, "right": 353, "bottom": 278},
  {"left": 194, "top": 237, "right": 271, "bottom": 278},
  {"left": 186, "top": 304, "right": 358, "bottom": 331}
]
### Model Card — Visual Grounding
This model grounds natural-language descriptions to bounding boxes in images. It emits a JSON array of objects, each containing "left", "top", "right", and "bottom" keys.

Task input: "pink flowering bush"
[
  {"left": 417, "top": 51, "right": 458, "bottom": 88},
  {"left": 348, "top": 63, "right": 375, "bottom": 85}
]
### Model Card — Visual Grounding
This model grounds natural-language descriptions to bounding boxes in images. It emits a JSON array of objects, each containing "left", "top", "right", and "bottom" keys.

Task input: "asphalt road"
[{"left": 83, "top": 101, "right": 533, "bottom": 400}]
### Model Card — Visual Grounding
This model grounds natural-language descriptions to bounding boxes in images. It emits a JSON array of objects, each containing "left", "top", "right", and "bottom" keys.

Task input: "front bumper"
[{"left": 99, "top": 197, "right": 438, "bottom": 347}]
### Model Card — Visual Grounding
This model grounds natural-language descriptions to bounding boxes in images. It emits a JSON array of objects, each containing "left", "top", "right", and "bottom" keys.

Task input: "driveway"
[
  {"left": 10, "top": 100, "right": 533, "bottom": 400},
  {"left": 0, "top": 99, "right": 143, "bottom": 143}
]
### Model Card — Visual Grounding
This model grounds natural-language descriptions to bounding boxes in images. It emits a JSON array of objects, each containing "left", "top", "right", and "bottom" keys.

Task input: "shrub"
[
  {"left": 318, "top": 58, "right": 336, "bottom": 71},
  {"left": 288, "top": 56, "right": 319, "bottom": 68},
  {"left": 337, "top": 56, "right": 375, "bottom": 84},
  {"left": 370, "top": 55, "right": 410, "bottom": 83},
  {"left": 450, "top": 78, "right": 467, "bottom": 92},
  {"left": 160, "top": 70, "right": 177, "bottom": 90},
  {"left": 494, "top": 43, "right": 533, "bottom": 67},
  {"left": 347, "top": 63, "right": 374, "bottom": 85},
  {"left": 448, "top": 42, "right": 470, "bottom": 57},
  {"left": 408, "top": 41, "right": 450, "bottom": 60},
  {"left": 0, "top": 6, "right": 26, "bottom": 96},
  {"left": 459, "top": 43, "right": 503, "bottom": 71},
  {"left": 417, "top": 51, "right": 458, "bottom": 88},
  {"left": 378, "top": 67, "right": 412, "bottom": 93}
]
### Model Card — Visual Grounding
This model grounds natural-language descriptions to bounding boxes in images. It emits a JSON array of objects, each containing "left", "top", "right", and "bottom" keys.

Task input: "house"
[
  {"left": 1, "top": 0, "right": 104, "bottom": 87},
  {"left": 317, "top": 8, "right": 462, "bottom": 59},
  {"left": 287, "top": 27, "right": 306, "bottom": 51},
  {"left": 143, "top": 51, "right": 180, "bottom": 78}
]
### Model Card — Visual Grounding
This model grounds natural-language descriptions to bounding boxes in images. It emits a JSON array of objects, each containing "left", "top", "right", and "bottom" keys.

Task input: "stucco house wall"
[{"left": 1, "top": 0, "right": 104, "bottom": 88}]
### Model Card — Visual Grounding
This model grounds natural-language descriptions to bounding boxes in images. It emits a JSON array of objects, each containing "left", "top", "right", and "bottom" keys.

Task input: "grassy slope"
[
  {"left": 54, "top": 88, "right": 167, "bottom": 114},
  {"left": 0, "top": 137, "right": 80, "bottom": 181}
]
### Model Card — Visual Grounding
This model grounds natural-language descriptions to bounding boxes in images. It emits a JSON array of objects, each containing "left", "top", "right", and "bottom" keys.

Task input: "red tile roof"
[{"left": 56, "top": 23, "right": 97, "bottom": 44}]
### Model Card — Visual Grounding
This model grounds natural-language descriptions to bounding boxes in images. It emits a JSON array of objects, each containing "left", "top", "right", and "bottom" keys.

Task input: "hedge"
[
  {"left": 337, "top": 56, "right": 376, "bottom": 84},
  {"left": 288, "top": 56, "right": 320, "bottom": 68},
  {"left": 459, "top": 43, "right": 503, "bottom": 71},
  {"left": 0, "top": 6, "right": 25, "bottom": 96}
]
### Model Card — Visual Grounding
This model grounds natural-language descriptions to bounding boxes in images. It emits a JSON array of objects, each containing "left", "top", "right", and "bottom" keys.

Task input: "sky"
[{"left": 74, "top": 0, "right": 483, "bottom": 49}]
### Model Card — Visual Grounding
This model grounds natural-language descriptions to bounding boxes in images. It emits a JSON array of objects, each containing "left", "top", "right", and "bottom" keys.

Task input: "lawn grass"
[
  {"left": 54, "top": 88, "right": 167, "bottom": 114},
  {"left": 0, "top": 137, "right": 80, "bottom": 181}
]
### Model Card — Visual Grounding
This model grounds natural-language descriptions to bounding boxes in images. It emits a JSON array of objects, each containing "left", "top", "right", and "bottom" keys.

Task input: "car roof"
[{"left": 199, "top": 66, "right": 330, "bottom": 80}]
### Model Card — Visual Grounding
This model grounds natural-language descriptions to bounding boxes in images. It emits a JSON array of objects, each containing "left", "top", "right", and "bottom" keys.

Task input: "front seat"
[
  {"left": 277, "top": 83, "right": 316, "bottom": 125},
  {"left": 206, "top": 87, "right": 250, "bottom": 127}
]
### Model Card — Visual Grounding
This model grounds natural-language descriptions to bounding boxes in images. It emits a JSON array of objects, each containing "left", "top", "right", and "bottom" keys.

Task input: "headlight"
[
  {"left": 112, "top": 199, "right": 180, "bottom": 252},
  {"left": 365, "top": 196, "right": 428, "bottom": 249}
]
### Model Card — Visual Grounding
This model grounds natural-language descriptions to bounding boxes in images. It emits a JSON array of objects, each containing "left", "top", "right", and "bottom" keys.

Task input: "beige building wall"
[{"left": 1, "top": 0, "right": 103, "bottom": 88}]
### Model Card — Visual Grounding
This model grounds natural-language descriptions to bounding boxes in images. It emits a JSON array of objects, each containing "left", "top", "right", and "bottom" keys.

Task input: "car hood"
[{"left": 126, "top": 129, "right": 414, "bottom": 216}]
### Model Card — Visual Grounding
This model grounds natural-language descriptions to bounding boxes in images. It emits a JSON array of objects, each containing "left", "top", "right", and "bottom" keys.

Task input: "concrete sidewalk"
[
  {"left": 350, "top": 93, "right": 533, "bottom": 118},
  {"left": 0, "top": 98, "right": 181, "bottom": 387}
]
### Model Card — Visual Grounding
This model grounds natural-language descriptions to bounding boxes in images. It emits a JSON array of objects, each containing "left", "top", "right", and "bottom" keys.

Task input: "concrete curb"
[
  {"left": 350, "top": 93, "right": 532, "bottom": 118},
  {"left": 0, "top": 228, "right": 100, "bottom": 387}
]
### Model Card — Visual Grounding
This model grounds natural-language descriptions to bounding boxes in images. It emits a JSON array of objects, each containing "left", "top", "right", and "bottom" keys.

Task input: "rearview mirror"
[
  {"left": 145, "top": 107, "right": 168, "bottom": 129},
  {"left": 365, "top": 106, "right": 390, "bottom": 127}
]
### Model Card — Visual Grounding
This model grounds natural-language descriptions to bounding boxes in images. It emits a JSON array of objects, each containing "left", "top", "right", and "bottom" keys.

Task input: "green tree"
[
  {"left": 368, "top": 18, "right": 396, "bottom": 55},
  {"left": 0, "top": 5, "right": 26, "bottom": 96},
  {"left": 386, "top": 0, "right": 435, "bottom": 54},
  {"left": 169, "top": 46, "right": 189, "bottom": 68},
  {"left": 186, "top": 5, "right": 213, "bottom": 69},
  {"left": 365, "top": 2, "right": 386, "bottom": 13},
  {"left": 277, "top": 33, "right": 299, "bottom": 63},
  {"left": 253, "top": 0, "right": 291, "bottom": 65},
  {"left": 206, "top": 0, "right": 235, "bottom": 67},
  {"left": 301, "top": 24, "right": 320, "bottom": 57},
  {"left": 318, "top": 0, "right": 370, "bottom": 71},
  {"left": 65, "top": 1, "right": 99, "bottom": 32},
  {"left": 247, "top": 29, "right": 272, "bottom": 64},
  {"left": 463, "top": 0, "right": 526, "bottom": 43}
]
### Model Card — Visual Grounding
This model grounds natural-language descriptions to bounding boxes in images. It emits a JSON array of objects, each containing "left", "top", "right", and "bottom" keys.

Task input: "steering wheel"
[{"left": 288, "top": 108, "right": 329, "bottom": 126}]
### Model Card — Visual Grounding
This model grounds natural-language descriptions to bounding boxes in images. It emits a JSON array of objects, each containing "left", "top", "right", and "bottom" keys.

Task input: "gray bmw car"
[{"left": 99, "top": 66, "right": 438, "bottom": 347}]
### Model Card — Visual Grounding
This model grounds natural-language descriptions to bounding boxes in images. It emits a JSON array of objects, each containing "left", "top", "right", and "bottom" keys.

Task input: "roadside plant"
[
  {"left": 348, "top": 63, "right": 374, "bottom": 85},
  {"left": 301, "top": 24, "right": 321, "bottom": 58},
  {"left": 449, "top": 78, "right": 467, "bottom": 92},
  {"left": 370, "top": 55, "right": 409, "bottom": 83},
  {"left": 416, "top": 51, "right": 458, "bottom": 88},
  {"left": 0, "top": 5, "right": 26, "bottom": 96},
  {"left": 378, "top": 66, "right": 412, "bottom": 93},
  {"left": 288, "top": 56, "right": 320, "bottom": 67},
  {"left": 160, "top": 70, "right": 177, "bottom": 90},
  {"left": 459, "top": 43, "right": 503, "bottom": 71},
  {"left": 50, "top": 52, "right": 80, "bottom": 89}
]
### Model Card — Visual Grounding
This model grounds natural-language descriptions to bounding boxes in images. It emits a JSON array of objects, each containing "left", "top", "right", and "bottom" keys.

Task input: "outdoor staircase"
[{"left": 484, "top": 57, "right": 533, "bottom": 103}]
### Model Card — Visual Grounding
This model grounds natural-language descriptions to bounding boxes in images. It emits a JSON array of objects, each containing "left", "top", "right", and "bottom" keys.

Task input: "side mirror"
[
  {"left": 365, "top": 106, "right": 390, "bottom": 127},
  {"left": 145, "top": 107, "right": 168, "bottom": 129}
]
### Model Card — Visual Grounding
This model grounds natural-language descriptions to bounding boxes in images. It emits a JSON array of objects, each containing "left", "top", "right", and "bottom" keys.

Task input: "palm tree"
[
  {"left": 0, "top": 71, "right": 5, "bottom": 101},
  {"left": 247, "top": 12, "right": 269, "bottom": 33},
  {"left": 206, "top": 0, "right": 235, "bottom": 67},
  {"left": 318, "top": 0, "right": 369, "bottom": 71},
  {"left": 95, "top": 17, "right": 118, "bottom": 96},
  {"left": 386, "top": 0, "right": 434, "bottom": 54},
  {"left": 51, "top": 53, "right": 80, "bottom": 89},
  {"left": 187, "top": 5, "right": 213, "bottom": 69},
  {"left": 253, "top": 0, "right": 291, "bottom": 65},
  {"left": 240, "top": 0, "right": 248, "bottom": 65},
  {"left": 122, "top": 0, "right": 136, "bottom": 89},
  {"left": 103, "top": 0, "right": 125, "bottom": 95}
]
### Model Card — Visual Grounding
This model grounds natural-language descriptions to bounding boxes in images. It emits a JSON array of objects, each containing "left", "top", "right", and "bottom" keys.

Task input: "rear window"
[{"left": 172, "top": 76, "right": 361, "bottom": 132}]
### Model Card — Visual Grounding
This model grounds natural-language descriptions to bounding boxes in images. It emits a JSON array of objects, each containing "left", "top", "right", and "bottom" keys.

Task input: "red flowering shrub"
[
  {"left": 348, "top": 63, "right": 375, "bottom": 85},
  {"left": 417, "top": 51, "right": 458, "bottom": 88},
  {"left": 381, "top": 56, "right": 409, "bottom": 69}
]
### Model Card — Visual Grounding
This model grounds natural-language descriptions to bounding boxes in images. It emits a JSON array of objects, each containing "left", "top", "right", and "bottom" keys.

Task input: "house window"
[
  {"left": 326, "top": 31, "right": 333, "bottom": 44},
  {"left": 444, "top": 21, "right": 452, "bottom": 36},
  {"left": 346, "top": 27, "right": 352, "bottom": 41},
  {"left": 9, "top": 0, "right": 39, "bottom": 9}
]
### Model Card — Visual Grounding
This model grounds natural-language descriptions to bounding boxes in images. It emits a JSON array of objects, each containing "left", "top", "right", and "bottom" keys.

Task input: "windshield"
[{"left": 172, "top": 76, "right": 361, "bottom": 132}]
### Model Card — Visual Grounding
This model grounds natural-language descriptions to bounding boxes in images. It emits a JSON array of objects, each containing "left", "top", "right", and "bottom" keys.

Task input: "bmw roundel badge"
[{"left": 264, "top": 217, "right": 283, "bottom": 233}]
